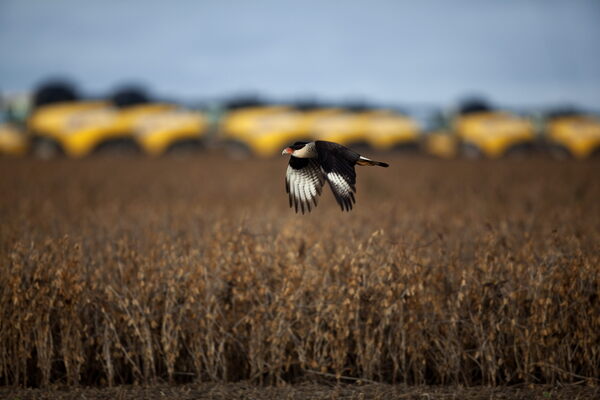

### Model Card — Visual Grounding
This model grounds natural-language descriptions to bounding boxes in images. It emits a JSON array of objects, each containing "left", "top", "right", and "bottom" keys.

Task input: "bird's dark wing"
[
  {"left": 285, "top": 157, "right": 325, "bottom": 214},
  {"left": 315, "top": 141, "right": 357, "bottom": 211}
]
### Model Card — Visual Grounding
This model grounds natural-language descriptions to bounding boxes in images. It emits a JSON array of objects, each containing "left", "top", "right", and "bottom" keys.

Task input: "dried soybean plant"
[{"left": 0, "top": 156, "right": 599, "bottom": 386}]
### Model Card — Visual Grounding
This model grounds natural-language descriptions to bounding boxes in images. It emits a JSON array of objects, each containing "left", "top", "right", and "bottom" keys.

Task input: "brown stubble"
[{"left": 0, "top": 155, "right": 599, "bottom": 386}]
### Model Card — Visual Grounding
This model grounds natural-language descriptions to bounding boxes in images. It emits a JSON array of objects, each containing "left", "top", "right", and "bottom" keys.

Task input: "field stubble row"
[{"left": 1, "top": 154, "right": 599, "bottom": 387}]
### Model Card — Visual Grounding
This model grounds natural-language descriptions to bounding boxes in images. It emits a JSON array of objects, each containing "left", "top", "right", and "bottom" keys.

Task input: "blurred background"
[{"left": 1, "top": 0, "right": 599, "bottom": 159}]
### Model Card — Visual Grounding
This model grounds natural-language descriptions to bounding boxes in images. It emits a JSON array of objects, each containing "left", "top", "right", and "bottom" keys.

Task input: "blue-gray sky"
[{"left": 1, "top": 0, "right": 599, "bottom": 108}]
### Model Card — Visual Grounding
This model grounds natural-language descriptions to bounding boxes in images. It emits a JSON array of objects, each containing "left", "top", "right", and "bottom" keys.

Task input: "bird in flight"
[{"left": 282, "top": 141, "right": 389, "bottom": 213}]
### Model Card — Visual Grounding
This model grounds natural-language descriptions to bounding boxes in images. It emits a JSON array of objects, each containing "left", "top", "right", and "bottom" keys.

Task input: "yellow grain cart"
[
  {"left": 0, "top": 123, "right": 29, "bottom": 156},
  {"left": 28, "top": 101, "right": 125, "bottom": 157},
  {"left": 423, "top": 130, "right": 458, "bottom": 159},
  {"left": 221, "top": 106, "right": 287, "bottom": 138},
  {"left": 220, "top": 106, "right": 311, "bottom": 157},
  {"left": 131, "top": 108, "right": 209, "bottom": 155},
  {"left": 295, "top": 107, "right": 342, "bottom": 137},
  {"left": 546, "top": 114, "right": 600, "bottom": 159},
  {"left": 111, "top": 103, "right": 208, "bottom": 155},
  {"left": 311, "top": 110, "right": 371, "bottom": 145},
  {"left": 454, "top": 111, "right": 535, "bottom": 158},
  {"left": 221, "top": 105, "right": 420, "bottom": 156},
  {"left": 363, "top": 110, "right": 420, "bottom": 150}
]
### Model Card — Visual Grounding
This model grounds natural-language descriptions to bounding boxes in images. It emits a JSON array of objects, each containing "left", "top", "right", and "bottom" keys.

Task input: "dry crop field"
[{"left": 0, "top": 153, "right": 599, "bottom": 397}]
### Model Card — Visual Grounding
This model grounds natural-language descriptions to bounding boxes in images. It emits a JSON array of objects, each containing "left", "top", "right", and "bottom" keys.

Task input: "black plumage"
[{"left": 283, "top": 141, "right": 388, "bottom": 213}]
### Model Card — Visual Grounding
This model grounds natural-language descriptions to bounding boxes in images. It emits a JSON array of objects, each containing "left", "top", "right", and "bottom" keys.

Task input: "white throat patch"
[{"left": 292, "top": 142, "right": 318, "bottom": 158}]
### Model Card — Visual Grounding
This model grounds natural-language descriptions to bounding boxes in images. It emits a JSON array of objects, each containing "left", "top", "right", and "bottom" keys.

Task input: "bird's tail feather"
[{"left": 357, "top": 156, "right": 389, "bottom": 167}]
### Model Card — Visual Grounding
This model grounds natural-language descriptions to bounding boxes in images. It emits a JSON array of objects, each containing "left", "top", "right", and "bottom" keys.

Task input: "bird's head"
[{"left": 282, "top": 141, "right": 309, "bottom": 156}]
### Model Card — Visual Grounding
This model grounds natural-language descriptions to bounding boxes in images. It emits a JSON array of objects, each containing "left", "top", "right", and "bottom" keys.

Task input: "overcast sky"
[{"left": 1, "top": 0, "right": 599, "bottom": 108}]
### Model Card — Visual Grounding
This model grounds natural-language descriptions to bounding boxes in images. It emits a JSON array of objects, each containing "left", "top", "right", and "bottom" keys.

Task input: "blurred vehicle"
[
  {"left": 544, "top": 111, "right": 600, "bottom": 159},
  {"left": 32, "top": 79, "right": 78, "bottom": 108},
  {"left": 129, "top": 105, "right": 208, "bottom": 155},
  {"left": 312, "top": 108, "right": 420, "bottom": 150},
  {"left": 27, "top": 83, "right": 209, "bottom": 157},
  {"left": 29, "top": 101, "right": 209, "bottom": 157},
  {"left": 311, "top": 110, "right": 370, "bottom": 145},
  {"left": 110, "top": 86, "right": 209, "bottom": 156},
  {"left": 27, "top": 80, "right": 131, "bottom": 157},
  {"left": 222, "top": 95, "right": 264, "bottom": 111},
  {"left": 1, "top": 92, "right": 33, "bottom": 124},
  {"left": 363, "top": 110, "right": 420, "bottom": 150},
  {"left": 423, "top": 130, "right": 458, "bottom": 159},
  {"left": 451, "top": 100, "right": 535, "bottom": 158},
  {"left": 28, "top": 101, "right": 123, "bottom": 157},
  {"left": 296, "top": 107, "right": 343, "bottom": 136},
  {"left": 420, "top": 110, "right": 457, "bottom": 158},
  {"left": 220, "top": 105, "right": 308, "bottom": 157},
  {"left": 220, "top": 102, "right": 421, "bottom": 156},
  {"left": 110, "top": 86, "right": 151, "bottom": 108},
  {"left": 1, "top": 92, "right": 31, "bottom": 156},
  {"left": 0, "top": 122, "right": 29, "bottom": 156}
]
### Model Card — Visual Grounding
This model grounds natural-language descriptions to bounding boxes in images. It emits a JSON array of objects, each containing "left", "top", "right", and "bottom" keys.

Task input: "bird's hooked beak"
[{"left": 282, "top": 147, "right": 293, "bottom": 156}]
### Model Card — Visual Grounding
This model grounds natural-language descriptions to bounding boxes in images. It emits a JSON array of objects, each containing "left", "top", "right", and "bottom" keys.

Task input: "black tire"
[
  {"left": 461, "top": 142, "right": 484, "bottom": 159},
  {"left": 32, "top": 137, "right": 64, "bottom": 159},
  {"left": 222, "top": 139, "right": 253, "bottom": 159},
  {"left": 165, "top": 139, "right": 204, "bottom": 156},
  {"left": 93, "top": 138, "right": 140, "bottom": 156}
]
